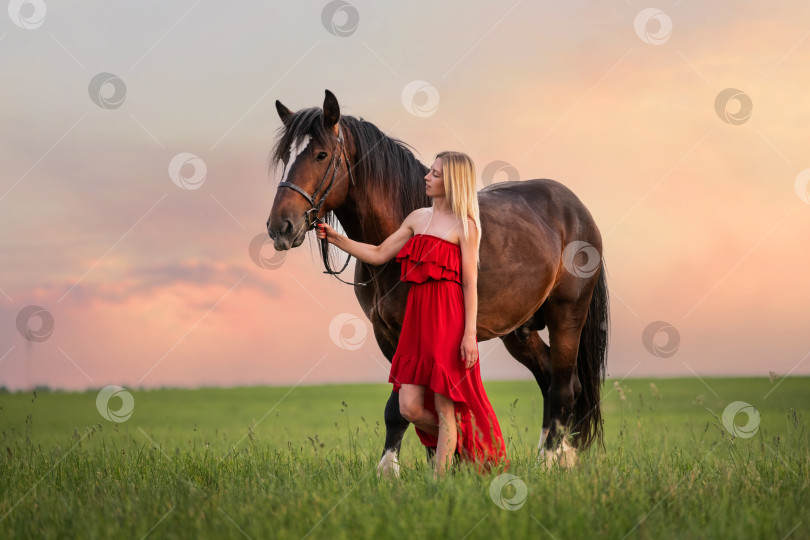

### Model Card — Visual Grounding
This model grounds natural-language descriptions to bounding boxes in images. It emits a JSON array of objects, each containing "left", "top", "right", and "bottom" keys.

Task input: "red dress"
[{"left": 388, "top": 233, "right": 509, "bottom": 473}]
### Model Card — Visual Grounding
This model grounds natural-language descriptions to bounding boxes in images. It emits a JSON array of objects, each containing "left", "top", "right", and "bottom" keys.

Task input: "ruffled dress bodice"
[{"left": 395, "top": 234, "right": 461, "bottom": 284}]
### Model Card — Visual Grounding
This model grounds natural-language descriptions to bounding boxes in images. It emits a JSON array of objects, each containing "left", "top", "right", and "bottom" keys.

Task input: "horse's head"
[{"left": 266, "top": 89, "right": 354, "bottom": 250}]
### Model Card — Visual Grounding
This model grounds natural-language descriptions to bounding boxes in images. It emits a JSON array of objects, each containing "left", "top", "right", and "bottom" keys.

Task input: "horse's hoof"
[
  {"left": 377, "top": 449, "right": 400, "bottom": 479},
  {"left": 538, "top": 438, "right": 579, "bottom": 469}
]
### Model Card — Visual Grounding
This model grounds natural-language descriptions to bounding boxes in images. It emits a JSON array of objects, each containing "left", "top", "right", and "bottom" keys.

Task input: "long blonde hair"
[{"left": 434, "top": 150, "right": 481, "bottom": 268}]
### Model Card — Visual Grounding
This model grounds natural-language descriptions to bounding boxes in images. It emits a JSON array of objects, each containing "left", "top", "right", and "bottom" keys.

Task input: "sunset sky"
[{"left": 1, "top": 1, "right": 809, "bottom": 391}]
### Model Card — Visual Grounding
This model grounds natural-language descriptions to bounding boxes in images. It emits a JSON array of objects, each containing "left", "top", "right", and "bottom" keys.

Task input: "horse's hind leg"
[
  {"left": 500, "top": 324, "right": 553, "bottom": 457},
  {"left": 378, "top": 390, "right": 409, "bottom": 478},
  {"left": 543, "top": 297, "right": 589, "bottom": 466}
]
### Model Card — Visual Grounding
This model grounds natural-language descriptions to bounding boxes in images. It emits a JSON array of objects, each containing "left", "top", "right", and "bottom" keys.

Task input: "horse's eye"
[{"left": 317, "top": 152, "right": 328, "bottom": 161}]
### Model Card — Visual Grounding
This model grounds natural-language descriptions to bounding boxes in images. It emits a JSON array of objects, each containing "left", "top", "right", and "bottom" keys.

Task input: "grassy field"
[{"left": 0, "top": 377, "right": 808, "bottom": 539}]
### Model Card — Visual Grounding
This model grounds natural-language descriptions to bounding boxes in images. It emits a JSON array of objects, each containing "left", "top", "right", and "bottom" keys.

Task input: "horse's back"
[
  {"left": 479, "top": 178, "right": 601, "bottom": 251},
  {"left": 480, "top": 178, "right": 590, "bottom": 213}
]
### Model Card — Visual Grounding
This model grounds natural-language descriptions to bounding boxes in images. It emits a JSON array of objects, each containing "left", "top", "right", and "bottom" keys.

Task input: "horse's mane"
[{"left": 269, "top": 107, "right": 430, "bottom": 222}]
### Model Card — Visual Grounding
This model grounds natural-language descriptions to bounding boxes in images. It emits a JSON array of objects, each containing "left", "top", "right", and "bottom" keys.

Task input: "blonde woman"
[{"left": 317, "top": 151, "right": 508, "bottom": 477}]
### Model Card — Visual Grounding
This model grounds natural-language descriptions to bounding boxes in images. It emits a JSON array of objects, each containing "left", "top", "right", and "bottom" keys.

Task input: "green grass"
[{"left": 1, "top": 377, "right": 808, "bottom": 539}]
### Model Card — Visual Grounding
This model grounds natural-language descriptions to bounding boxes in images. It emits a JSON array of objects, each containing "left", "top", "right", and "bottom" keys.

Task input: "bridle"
[{"left": 277, "top": 123, "right": 374, "bottom": 287}]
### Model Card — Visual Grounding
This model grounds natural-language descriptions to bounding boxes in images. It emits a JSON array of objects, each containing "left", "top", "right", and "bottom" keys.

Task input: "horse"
[{"left": 265, "top": 89, "right": 609, "bottom": 475}]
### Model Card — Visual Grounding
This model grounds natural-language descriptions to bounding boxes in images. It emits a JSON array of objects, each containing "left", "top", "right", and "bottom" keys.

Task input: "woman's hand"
[
  {"left": 460, "top": 333, "right": 478, "bottom": 369},
  {"left": 316, "top": 222, "right": 337, "bottom": 244}
]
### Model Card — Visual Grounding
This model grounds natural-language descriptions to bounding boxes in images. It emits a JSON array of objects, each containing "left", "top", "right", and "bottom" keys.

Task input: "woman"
[{"left": 316, "top": 151, "right": 508, "bottom": 477}]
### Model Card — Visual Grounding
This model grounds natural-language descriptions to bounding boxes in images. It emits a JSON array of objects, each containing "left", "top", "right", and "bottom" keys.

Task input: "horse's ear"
[
  {"left": 323, "top": 89, "right": 340, "bottom": 134},
  {"left": 276, "top": 100, "right": 294, "bottom": 125}
]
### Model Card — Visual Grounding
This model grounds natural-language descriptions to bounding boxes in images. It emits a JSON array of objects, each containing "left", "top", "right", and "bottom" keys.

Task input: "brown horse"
[{"left": 266, "top": 89, "right": 609, "bottom": 474}]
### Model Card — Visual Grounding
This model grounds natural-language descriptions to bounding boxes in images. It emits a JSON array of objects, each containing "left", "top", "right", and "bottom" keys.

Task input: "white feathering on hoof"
[
  {"left": 377, "top": 449, "right": 400, "bottom": 479},
  {"left": 542, "top": 437, "right": 579, "bottom": 469},
  {"left": 537, "top": 427, "right": 550, "bottom": 460},
  {"left": 536, "top": 423, "right": 579, "bottom": 469}
]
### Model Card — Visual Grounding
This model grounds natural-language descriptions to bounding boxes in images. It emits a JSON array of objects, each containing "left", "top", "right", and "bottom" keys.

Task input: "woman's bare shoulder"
[{"left": 404, "top": 207, "right": 430, "bottom": 230}]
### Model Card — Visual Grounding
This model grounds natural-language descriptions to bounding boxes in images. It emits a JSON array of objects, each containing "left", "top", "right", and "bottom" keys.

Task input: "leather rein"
[{"left": 276, "top": 123, "right": 375, "bottom": 287}]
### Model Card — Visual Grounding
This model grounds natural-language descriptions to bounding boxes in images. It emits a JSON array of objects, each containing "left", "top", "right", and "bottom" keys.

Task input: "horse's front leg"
[{"left": 378, "top": 390, "right": 409, "bottom": 478}]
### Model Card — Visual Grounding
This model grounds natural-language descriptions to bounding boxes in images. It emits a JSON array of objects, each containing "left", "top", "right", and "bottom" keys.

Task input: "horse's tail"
[{"left": 572, "top": 258, "right": 610, "bottom": 450}]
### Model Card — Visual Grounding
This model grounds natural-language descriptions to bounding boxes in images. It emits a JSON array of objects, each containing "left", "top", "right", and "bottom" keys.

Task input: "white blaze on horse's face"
[{"left": 281, "top": 135, "right": 312, "bottom": 183}]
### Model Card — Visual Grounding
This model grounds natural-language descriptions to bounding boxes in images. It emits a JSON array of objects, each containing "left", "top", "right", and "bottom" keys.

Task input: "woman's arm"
[
  {"left": 459, "top": 218, "right": 480, "bottom": 368},
  {"left": 316, "top": 209, "right": 424, "bottom": 266}
]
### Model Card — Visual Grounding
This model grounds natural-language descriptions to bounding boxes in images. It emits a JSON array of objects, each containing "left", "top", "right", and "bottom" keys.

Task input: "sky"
[{"left": 1, "top": 0, "right": 809, "bottom": 391}]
